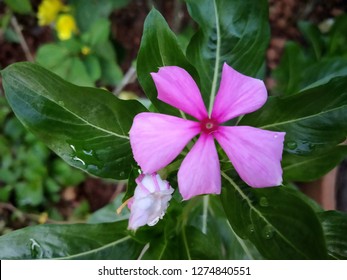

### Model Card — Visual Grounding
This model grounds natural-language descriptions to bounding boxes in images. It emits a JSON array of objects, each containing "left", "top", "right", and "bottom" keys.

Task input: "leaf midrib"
[{"left": 10, "top": 76, "right": 130, "bottom": 140}]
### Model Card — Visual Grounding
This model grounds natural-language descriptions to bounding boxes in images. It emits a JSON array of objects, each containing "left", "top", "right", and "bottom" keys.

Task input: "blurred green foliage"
[
  {"left": 0, "top": 95, "right": 85, "bottom": 214},
  {"left": 272, "top": 14, "right": 347, "bottom": 96},
  {"left": 35, "top": 0, "right": 130, "bottom": 87}
]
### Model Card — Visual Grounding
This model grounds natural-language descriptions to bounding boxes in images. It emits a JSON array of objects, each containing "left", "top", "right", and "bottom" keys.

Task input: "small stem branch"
[
  {"left": 113, "top": 66, "right": 137, "bottom": 96},
  {"left": 10, "top": 16, "right": 34, "bottom": 62}
]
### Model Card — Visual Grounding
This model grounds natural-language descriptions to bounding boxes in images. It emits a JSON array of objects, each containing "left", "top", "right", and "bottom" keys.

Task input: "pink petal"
[
  {"left": 178, "top": 134, "right": 221, "bottom": 200},
  {"left": 211, "top": 63, "right": 267, "bottom": 123},
  {"left": 129, "top": 112, "right": 200, "bottom": 173},
  {"left": 151, "top": 66, "right": 208, "bottom": 120},
  {"left": 215, "top": 126, "right": 285, "bottom": 187}
]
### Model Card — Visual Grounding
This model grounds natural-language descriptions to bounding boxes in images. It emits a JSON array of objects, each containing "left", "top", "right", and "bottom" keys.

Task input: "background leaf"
[
  {"left": 220, "top": 173, "right": 327, "bottom": 259},
  {"left": 4, "top": 0, "right": 32, "bottom": 14},
  {"left": 186, "top": 0, "right": 270, "bottom": 105},
  {"left": 2, "top": 63, "right": 146, "bottom": 180}
]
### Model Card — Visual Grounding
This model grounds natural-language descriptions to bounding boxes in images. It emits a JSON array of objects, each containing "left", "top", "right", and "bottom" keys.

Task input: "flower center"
[{"left": 200, "top": 118, "right": 219, "bottom": 134}]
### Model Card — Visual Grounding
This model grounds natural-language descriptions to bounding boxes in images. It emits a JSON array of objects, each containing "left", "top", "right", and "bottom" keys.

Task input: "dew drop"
[
  {"left": 248, "top": 224, "right": 255, "bottom": 234},
  {"left": 259, "top": 197, "right": 269, "bottom": 207},
  {"left": 148, "top": 217, "right": 160, "bottom": 226},
  {"left": 119, "top": 171, "right": 125, "bottom": 177},
  {"left": 58, "top": 101, "right": 65, "bottom": 106},
  {"left": 262, "top": 225, "right": 274, "bottom": 239},
  {"left": 286, "top": 141, "right": 297, "bottom": 150},
  {"left": 83, "top": 149, "right": 93, "bottom": 156},
  {"left": 69, "top": 144, "right": 76, "bottom": 152},
  {"left": 73, "top": 156, "right": 86, "bottom": 166},
  {"left": 29, "top": 238, "right": 43, "bottom": 258},
  {"left": 273, "top": 133, "right": 279, "bottom": 139}
]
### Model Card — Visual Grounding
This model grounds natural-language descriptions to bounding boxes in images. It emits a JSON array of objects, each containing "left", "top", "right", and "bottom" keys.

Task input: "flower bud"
[{"left": 128, "top": 173, "right": 174, "bottom": 230}]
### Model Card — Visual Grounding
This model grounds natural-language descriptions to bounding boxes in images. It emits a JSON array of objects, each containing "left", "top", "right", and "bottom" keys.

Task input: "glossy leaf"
[
  {"left": 2, "top": 63, "right": 146, "bottom": 180},
  {"left": 240, "top": 77, "right": 347, "bottom": 155},
  {"left": 142, "top": 225, "right": 220, "bottom": 260},
  {"left": 137, "top": 9, "right": 198, "bottom": 116},
  {"left": 319, "top": 211, "right": 347, "bottom": 260},
  {"left": 186, "top": 0, "right": 270, "bottom": 105},
  {"left": 283, "top": 146, "right": 347, "bottom": 182},
  {"left": 0, "top": 221, "right": 143, "bottom": 259},
  {"left": 187, "top": 196, "right": 262, "bottom": 260},
  {"left": 221, "top": 173, "right": 327, "bottom": 259},
  {"left": 142, "top": 196, "right": 262, "bottom": 260}
]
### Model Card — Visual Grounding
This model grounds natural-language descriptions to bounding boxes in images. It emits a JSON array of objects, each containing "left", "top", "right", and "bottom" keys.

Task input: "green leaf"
[
  {"left": 221, "top": 173, "right": 327, "bottom": 259},
  {"left": 82, "top": 19, "right": 110, "bottom": 46},
  {"left": 15, "top": 181, "right": 44, "bottom": 207},
  {"left": 94, "top": 41, "right": 123, "bottom": 86},
  {"left": 298, "top": 21, "right": 324, "bottom": 60},
  {"left": 272, "top": 42, "right": 309, "bottom": 95},
  {"left": 2, "top": 62, "right": 146, "bottom": 180},
  {"left": 0, "top": 221, "right": 143, "bottom": 259},
  {"left": 36, "top": 44, "right": 70, "bottom": 69},
  {"left": 36, "top": 44, "right": 94, "bottom": 87},
  {"left": 137, "top": 9, "right": 198, "bottom": 116},
  {"left": 4, "top": 0, "right": 32, "bottom": 14},
  {"left": 142, "top": 225, "right": 220, "bottom": 260},
  {"left": 83, "top": 55, "right": 102, "bottom": 83},
  {"left": 58, "top": 57, "right": 94, "bottom": 87},
  {"left": 283, "top": 146, "right": 347, "bottom": 182},
  {"left": 319, "top": 211, "right": 347, "bottom": 260},
  {"left": 187, "top": 196, "right": 262, "bottom": 259},
  {"left": 240, "top": 77, "right": 347, "bottom": 155},
  {"left": 70, "top": 0, "right": 112, "bottom": 32},
  {"left": 186, "top": 0, "right": 270, "bottom": 109}
]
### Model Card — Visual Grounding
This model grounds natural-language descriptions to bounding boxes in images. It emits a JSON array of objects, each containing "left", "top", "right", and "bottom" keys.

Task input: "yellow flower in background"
[
  {"left": 56, "top": 14, "right": 78, "bottom": 40},
  {"left": 81, "top": 46, "right": 91, "bottom": 56},
  {"left": 37, "top": 0, "right": 65, "bottom": 26}
]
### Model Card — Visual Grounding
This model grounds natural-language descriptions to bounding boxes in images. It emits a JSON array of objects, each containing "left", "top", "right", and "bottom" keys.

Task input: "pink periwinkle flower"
[
  {"left": 127, "top": 173, "right": 174, "bottom": 230},
  {"left": 130, "top": 63, "right": 285, "bottom": 200}
]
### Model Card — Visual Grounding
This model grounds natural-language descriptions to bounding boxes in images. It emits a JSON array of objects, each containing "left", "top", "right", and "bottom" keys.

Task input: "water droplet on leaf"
[
  {"left": 286, "top": 141, "right": 297, "bottom": 150},
  {"left": 73, "top": 156, "right": 86, "bottom": 166},
  {"left": 248, "top": 224, "right": 255, "bottom": 234},
  {"left": 259, "top": 197, "right": 269, "bottom": 207},
  {"left": 262, "top": 225, "right": 274, "bottom": 239},
  {"left": 148, "top": 217, "right": 160, "bottom": 226},
  {"left": 58, "top": 101, "right": 65, "bottom": 106},
  {"left": 83, "top": 149, "right": 93, "bottom": 156},
  {"left": 29, "top": 239, "right": 43, "bottom": 258}
]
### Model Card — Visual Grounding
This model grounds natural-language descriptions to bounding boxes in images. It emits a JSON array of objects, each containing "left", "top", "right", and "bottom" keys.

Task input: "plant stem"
[{"left": 10, "top": 16, "right": 34, "bottom": 62}]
